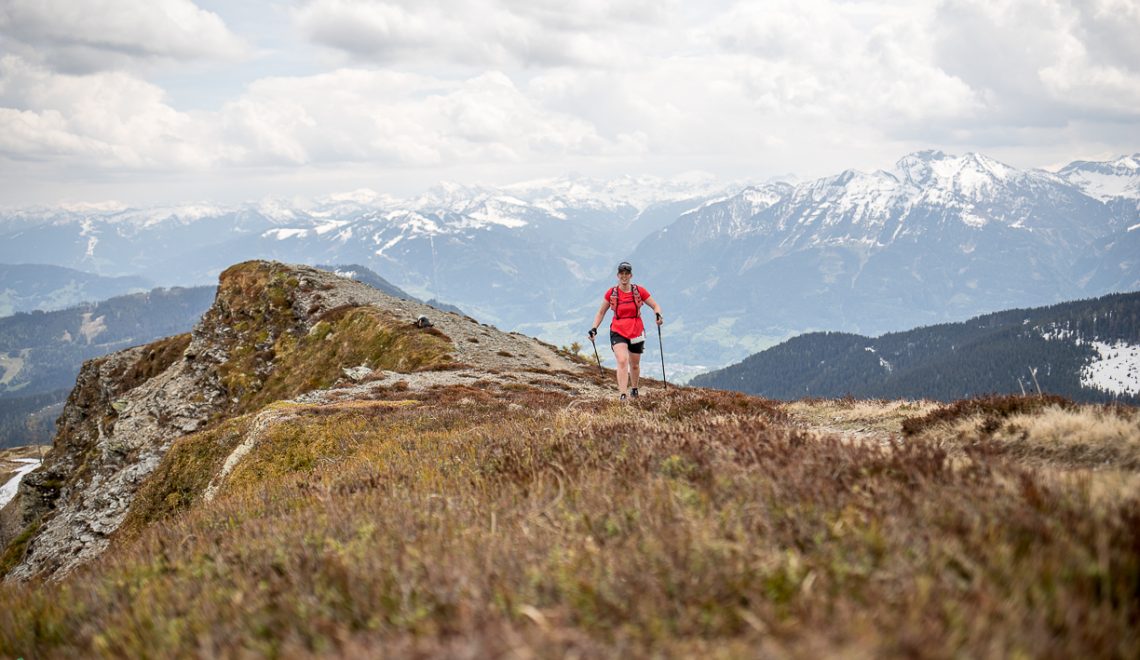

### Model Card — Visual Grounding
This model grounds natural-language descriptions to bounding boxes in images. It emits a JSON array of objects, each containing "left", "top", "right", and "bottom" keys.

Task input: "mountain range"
[
  {"left": 1, "top": 152, "right": 1136, "bottom": 373},
  {"left": 691, "top": 290, "right": 1140, "bottom": 404}
]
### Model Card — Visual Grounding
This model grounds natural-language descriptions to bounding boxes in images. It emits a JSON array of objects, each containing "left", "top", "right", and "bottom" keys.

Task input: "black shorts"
[{"left": 610, "top": 330, "right": 645, "bottom": 354}]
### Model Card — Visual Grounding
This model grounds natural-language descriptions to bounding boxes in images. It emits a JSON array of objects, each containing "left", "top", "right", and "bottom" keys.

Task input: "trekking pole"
[
  {"left": 656, "top": 317, "right": 667, "bottom": 390},
  {"left": 589, "top": 335, "right": 603, "bottom": 375}
]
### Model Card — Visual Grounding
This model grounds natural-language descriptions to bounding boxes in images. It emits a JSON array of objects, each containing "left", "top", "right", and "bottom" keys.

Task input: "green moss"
[
  {"left": 0, "top": 521, "right": 42, "bottom": 578},
  {"left": 116, "top": 416, "right": 254, "bottom": 539}
]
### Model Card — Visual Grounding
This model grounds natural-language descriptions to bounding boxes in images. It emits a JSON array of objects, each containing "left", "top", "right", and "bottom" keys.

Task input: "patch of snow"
[
  {"left": 466, "top": 205, "right": 528, "bottom": 229},
  {"left": 864, "top": 346, "right": 876, "bottom": 353},
  {"left": 79, "top": 219, "right": 99, "bottom": 257},
  {"left": 59, "top": 200, "right": 128, "bottom": 213},
  {"left": 1129, "top": 223, "right": 1140, "bottom": 232},
  {"left": 263, "top": 228, "right": 310, "bottom": 240},
  {"left": 1, "top": 458, "right": 41, "bottom": 508},
  {"left": 113, "top": 204, "right": 230, "bottom": 228},
  {"left": 314, "top": 220, "right": 348, "bottom": 235},
  {"left": 960, "top": 212, "right": 988, "bottom": 228},
  {"left": 1081, "top": 341, "right": 1140, "bottom": 396},
  {"left": 375, "top": 234, "right": 404, "bottom": 256},
  {"left": 79, "top": 312, "right": 107, "bottom": 344}
]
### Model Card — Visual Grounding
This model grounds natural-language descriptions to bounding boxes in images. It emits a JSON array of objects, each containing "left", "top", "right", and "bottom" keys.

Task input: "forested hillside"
[
  {"left": 0, "top": 264, "right": 151, "bottom": 316},
  {"left": 0, "top": 286, "right": 217, "bottom": 447},
  {"left": 692, "top": 291, "right": 1140, "bottom": 403}
]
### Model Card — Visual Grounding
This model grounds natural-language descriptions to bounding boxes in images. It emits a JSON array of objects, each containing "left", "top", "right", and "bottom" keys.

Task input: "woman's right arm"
[{"left": 589, "top": 300, "right": 609, "bottom": 338}]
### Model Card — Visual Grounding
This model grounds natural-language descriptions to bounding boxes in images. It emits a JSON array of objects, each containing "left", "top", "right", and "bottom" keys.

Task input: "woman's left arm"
[{"left": 643, "top": 294, "right": 663, "bottom": 325}]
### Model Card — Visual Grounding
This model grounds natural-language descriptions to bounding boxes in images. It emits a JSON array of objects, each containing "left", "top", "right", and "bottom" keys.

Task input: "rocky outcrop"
[
  {"left": 1, "top": 330, "right": 223, "bottom": 579},
  {"left": 0, "top": 261, "right": 598, "bottom": 581}
]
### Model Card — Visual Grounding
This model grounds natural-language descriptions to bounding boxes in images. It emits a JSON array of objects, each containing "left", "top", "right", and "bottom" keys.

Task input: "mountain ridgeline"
[
  {"left": 691, "top": 291, "right": 1140, "bottom": 404},
  {"left": 0, "top": 152, "right": 1136, "bottom": 369}
]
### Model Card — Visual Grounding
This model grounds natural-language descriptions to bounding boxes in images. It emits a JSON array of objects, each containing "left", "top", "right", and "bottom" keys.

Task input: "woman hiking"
[{"left": 588, "top": 261, "right": 663, "bottom": 401}]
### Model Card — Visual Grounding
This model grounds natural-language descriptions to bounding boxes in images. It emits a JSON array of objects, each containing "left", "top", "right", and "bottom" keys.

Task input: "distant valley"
[{"left": 0, "top": 286, "right": 216, "bottom": 447}]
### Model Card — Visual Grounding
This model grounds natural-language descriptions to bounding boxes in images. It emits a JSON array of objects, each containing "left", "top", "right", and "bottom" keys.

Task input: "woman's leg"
[
  {"left": 629, "top": 352, "right": 641, "bottom": 389},
  {"left": 612, "top": 343, "right": 631, "bottom": 395}
]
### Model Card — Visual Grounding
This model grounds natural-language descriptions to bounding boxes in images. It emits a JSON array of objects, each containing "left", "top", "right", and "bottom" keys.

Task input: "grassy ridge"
[
  {"left": 1, "top": 387, "right": 1137, "bottom": 657},
  {"left": 208, "top": 263, "right": 454, "bottom": 415}
]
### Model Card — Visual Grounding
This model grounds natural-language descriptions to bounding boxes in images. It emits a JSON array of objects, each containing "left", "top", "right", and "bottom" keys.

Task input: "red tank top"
[{"left": 605, "top": 285, "right": 649, "bottom": 339}]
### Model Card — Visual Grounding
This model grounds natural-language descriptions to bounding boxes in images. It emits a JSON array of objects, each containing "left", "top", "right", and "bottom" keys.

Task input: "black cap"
[{"left": 617, "top": 261, "right": 633, "bottom": 273}]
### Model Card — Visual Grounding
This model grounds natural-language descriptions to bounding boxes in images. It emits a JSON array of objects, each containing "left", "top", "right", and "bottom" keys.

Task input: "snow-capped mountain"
[
  {"left": 1, "top": 153, "right": 1136, "bottom": 371},
  {"left": 1058, "top": 154, "right": 1140, "bottom": 202},
  {"left": 625, "top": 151, "right": 1138, "bottom": 368},
  {"left": 0, "top": 175, "right": 721, "bottom": 327}
]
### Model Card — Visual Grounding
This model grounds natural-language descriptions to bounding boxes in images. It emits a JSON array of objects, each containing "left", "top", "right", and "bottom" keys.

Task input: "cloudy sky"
[{"left": 1, "top": 0, "right": 1137, "bottom": 205}]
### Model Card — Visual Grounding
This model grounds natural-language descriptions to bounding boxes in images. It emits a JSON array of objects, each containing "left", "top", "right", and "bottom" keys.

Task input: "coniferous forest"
[
  {"left": 0, "top": 286, "right": 216, "bottom": 447},
  {"left": 693, "top": 291, "right": 1140, "bottom": 404}
]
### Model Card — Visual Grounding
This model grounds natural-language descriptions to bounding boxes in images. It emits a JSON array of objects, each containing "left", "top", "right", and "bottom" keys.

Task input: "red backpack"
[{"left": 608, "top": 285, "right": 643, "bottom": 318}]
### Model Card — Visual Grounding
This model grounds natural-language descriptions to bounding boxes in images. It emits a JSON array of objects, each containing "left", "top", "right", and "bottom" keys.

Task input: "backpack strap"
[{"left": 608, "top": 285, "right": 644, "bottom": 316}]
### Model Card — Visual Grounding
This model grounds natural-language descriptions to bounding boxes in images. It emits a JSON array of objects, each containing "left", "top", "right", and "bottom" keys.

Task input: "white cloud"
[
  {"left": 218, "top": 68, "right": 622, "bottom": 166},
  {"left": 932, "top": 0, "right": 1140, "bottom": 123},
  {"left": 0, "top": 58, "right": 632, "bottom": 172},
  {"left": 0, "top": 56, "right": 220, "bottom": 168},
  {"left": 0, "top": 0, "right": 1136, "bottom": 205},
  {"left": 293, "top": 0, "right": 669, "bottom": 68},
  {"left": 704, "top": 1, "right": 980, "bottom": 125},
  {"left": 0, "top": 0, "right": 248, "bottom": 73}
]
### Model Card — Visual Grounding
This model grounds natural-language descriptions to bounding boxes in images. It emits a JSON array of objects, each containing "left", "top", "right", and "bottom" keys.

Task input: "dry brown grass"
[
  {"left": 784, "top": 397, "right": 939, "bottom": 437},
  {"left": 903, "top": 395, "right": 1140, "bottom": 471},
  {"left": 2, "top": 388, "right": 1138, "bottom": 658}
]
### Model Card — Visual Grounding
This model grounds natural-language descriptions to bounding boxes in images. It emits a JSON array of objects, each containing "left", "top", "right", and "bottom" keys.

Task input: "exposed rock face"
[
  {"left": 2, "top": 329, "right": 223, "bottom": 579},
  {"left": 0, "top": 261, "right": 597, "bottom": 581}
]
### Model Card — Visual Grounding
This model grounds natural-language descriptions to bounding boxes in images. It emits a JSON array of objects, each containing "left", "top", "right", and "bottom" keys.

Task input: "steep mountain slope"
[
  {"left": 1058, "top": 153, "right": 1140, "bottom": 201},
  {"left": 692, "top": 291, "right": 1140, "bottom": 403},
  {"left": 0, "top": 260, "right": 604, "bottom": 580},
  {"left": 0, "top": 264, "right": 151, "bottom": 316}
]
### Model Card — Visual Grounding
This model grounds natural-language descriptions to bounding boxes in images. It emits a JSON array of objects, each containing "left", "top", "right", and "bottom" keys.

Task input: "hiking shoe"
[
  {"left": 630, "top": 388, "right": 639, "bottom": 398},
  {"left": 619, "top": 393, "right": 628, "bottom": 402}
]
